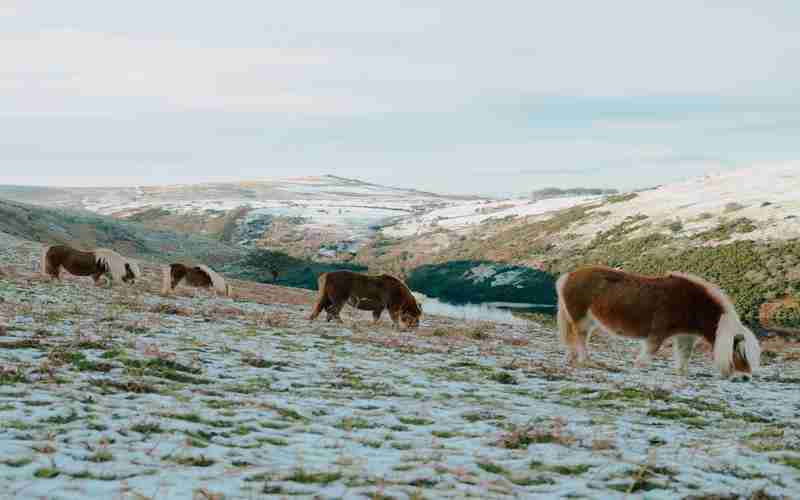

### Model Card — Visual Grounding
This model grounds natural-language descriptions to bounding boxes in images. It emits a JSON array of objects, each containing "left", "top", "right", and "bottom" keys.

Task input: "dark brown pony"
[
  {"left": 556, "top": 265, "right": 760, "bottom": 378},
  {"left": 309, "top": 270, "right": 422, "bottom": 329},
  {"left": 41, "top": 245, "right": 140, "bottom": 286},
  {"left": 161, "top": 263, "right": 231, "bottom": 297}
]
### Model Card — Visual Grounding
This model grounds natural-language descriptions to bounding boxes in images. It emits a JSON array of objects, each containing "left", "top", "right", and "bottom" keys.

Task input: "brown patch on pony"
[
  {"left": 556, "top": 265, "right": 760, "bottom": 378},
  {"left": 308, "top": 270, "right": 422, "bottom": 329},
  {"left": 41, "top": 245, "right": 137, "bottom": 286}
]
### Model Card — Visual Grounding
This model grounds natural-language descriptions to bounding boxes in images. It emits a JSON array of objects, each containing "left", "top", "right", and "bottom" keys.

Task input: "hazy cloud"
[{"left": 1, "top": 1, "right": 799, "bottom": 194}]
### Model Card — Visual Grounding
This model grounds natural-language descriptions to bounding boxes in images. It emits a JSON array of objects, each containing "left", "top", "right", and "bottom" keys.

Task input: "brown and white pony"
[
  {"left": 161, "top": 263, "right": 231, "bottom": 297},
  {"left": 556, "top": 265, "right": 760, "bottom": 379},
  {"left": 41, "top": 244, "right": 140, "bottom": 286},
  {"left": 309, "top": 270, "right": 422, "bottom": 329}
]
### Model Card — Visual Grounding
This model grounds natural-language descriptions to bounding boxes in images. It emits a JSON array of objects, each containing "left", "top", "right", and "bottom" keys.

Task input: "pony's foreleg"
[
  {"left": 372, "top": 308, "right": 383, "bottom": 324},
  {"left": 634, "top": 336, "right": 663, "bottom": 369},
  {"left": 388, "top": 307, "right": 401, "bottom": 330},
  {"left": 672, "top": 334, "right": 696, "bottom": 376}
]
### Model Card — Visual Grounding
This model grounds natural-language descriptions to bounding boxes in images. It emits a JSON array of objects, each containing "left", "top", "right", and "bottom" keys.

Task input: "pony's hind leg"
[
  {"left": 672, "top": 334, "right": 696, "bottom": 376},
  {"left": 565, "top": 318, "right": 591, "bottom": 367},
  {"left": 634, "top": 336, "right": 664, "bottom": 369}
]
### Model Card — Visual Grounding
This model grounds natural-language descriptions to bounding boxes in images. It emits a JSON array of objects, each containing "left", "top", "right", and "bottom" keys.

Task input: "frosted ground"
[{"left": 1, "top": 235, "right": 799, "bottom": 499}]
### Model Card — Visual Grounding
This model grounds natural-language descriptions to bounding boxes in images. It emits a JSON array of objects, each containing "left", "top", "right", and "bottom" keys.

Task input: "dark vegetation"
[
  {"left": 407, "top": 260, "right": 557, "bottom": 306},
  {"left": 227, "top": 249, "right": 366, "bottom": 290}
]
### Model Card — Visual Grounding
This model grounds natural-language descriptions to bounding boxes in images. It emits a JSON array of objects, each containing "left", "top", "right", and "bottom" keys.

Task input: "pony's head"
[
  {"left": 401, "top": 298, "right": 422, "bottom": 329},
  {"left": 123, "top": 262, "right": 140, "bottom": 284},
  {"left": 714, "top": 313, "right": 761, "bottom": 379}
]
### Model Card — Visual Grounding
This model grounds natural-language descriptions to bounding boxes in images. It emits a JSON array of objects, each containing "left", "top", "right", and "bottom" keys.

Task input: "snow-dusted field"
[
  {"left": 1, "top": 234, "right": 799, "bottom": 499},
  {"left": 382, "top": 196, "right": 597, "bottom": 239}
]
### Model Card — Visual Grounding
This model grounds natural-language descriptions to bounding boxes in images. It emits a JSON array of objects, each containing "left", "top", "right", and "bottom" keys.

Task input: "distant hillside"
[
  {"left": 0, "top": 176, "right": 477, "bottom": 262},
  {"left": 368, "top": 165, "right": 800, "bottom": 328},
  {"left": 0, "top": 198, "right": 243, "bottom": 267},
  {"left": 530, "top": 186, "right": 618, "bottom": 201}
]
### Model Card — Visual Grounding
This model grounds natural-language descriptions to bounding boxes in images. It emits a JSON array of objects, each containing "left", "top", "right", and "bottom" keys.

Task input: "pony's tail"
[
  {"left": 161, "top": 265, "right": 171, "bottom": 295},
  {"left": 713, "top": 312, "right": 761, "bottom": 378},
  {"left": 40, "top": 245, "right": 50, "bottom": 277},
  {"left": 308, "top": 273, "right": 328, "bottom": 320},
  {"left": 556, "top": 272, "right": 572, "bottom": 347}
]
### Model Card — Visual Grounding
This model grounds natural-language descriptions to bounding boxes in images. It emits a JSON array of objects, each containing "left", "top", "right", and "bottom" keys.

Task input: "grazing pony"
[
  {"left": 161, "top": 263, "right": 231, "bottom": 297},
  {"left": 309, "top": 270, "right": 422, "bottom": 329},
  {"left": 41, "top": 245, "right": 140, "bottom": 286},
  {"left": 556, "top": 265, "right": 760, "bottom": 379}
]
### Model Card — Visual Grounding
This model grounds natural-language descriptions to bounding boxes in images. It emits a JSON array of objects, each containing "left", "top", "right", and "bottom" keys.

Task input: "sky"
[{"left": 1, "top": 1, "right": 799, "bottom": 196}]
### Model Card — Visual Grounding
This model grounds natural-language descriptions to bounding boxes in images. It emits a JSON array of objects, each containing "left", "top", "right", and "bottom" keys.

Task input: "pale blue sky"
[{"left": 1, "top": 1, "right": 799, "bottom": 195}]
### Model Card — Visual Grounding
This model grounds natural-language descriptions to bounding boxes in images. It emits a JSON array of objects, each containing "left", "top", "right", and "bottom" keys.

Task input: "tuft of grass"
[
  {"left": 34, "top": 467, "right": 60, "bottom": 479},
  {"left": 2, "top": 457, "right": 33, "bottom": 467},
  {"left": 131, "top": 422, "right": 165, "bottom": 434},
  {"left": 87, "top": 450, "right": 113, "bottom": 463},
  {"left": 477, "top": 461, "right": 508, "bottom": 475},
  {"left": 336, "top": 417, "right": 376, "bottom": 431},
  {"left": 530, "top": 461, "right": 592, "bottom": 475},
  {"left": 399, "top": 416, "right": 434, "bottom": 426},
  {"left": 170, "top": 455, "right": 216, "bottom": 467},
  {"left": 285, "top": 468, "right": 343, "bottom": 485},
  {"left": 489, "top": 371, "right": 517, "bottom": 385},
  {"left": 646, "top": 408, "right": 707, "bottom": 428}
]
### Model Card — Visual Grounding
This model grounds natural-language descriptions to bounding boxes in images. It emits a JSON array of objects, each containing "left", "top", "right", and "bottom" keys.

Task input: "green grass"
[{"left": 285, "top": 468, "right": 343, "bottom": 484}]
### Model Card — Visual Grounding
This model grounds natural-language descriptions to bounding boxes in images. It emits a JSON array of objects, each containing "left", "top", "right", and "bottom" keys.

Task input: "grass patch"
[
  {"left": 33, "top": 467, "right": 60, "bottom": 479},
  {"left": 646, "top": 408, "right": 707, "bottom": 428},
  {"left": 285, "top": 468, "right": 343, "bottom": 484},
  {"left": 87, "top": 450, "right": 114, "bottom": 463},
  {"left": 398, "top": 416, "right": 434, "bottom": 426},
  {"left": 170, "top": 455, "right": 216, "bottom": 467},
  {"left": 477, "top": 461, "right": 508, "bottom": 475},
  {"left": 530, "top": 460, "right": 592, "bottom": 475}
]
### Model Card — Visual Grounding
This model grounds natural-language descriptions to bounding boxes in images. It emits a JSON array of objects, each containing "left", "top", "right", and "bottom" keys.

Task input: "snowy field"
[
  {"left": 382, "top": 196, "right": 597, "bottom": 239},
  {"left": 1, "top": 235, "right": 799, "bottom": 499}
]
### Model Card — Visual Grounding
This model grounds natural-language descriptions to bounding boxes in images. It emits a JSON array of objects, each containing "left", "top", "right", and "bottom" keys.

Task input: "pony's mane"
[
  {"left": 92, "top": 248, "right": 128, "bottom": 282},
  {"left": 197, "top": 264, "right": 228, "bottom": 295}
]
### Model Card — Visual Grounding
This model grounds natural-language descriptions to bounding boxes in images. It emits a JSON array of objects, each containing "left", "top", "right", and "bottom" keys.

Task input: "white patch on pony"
[
  {"left": 197, "top": 265, "right": 228, "bottom": 296},
  {"left": 40, "top": 245, "right": 50, "bottom": 277},
  {"left": 127, "top": 260, "right": 141, "bottom": 280},
  {"left": 161, "top": 265, "right": 171, "bottom": 295},
  {"left": 92, "top": 248, "right": 128, "bottom": 284}
]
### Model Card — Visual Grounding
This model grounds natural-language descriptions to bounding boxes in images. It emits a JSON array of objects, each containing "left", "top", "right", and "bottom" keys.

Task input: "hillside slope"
[
  {"left": 0, "top": 198, "right": 243, "bottom": 267},
  {"left": 0, "top": 230, "right": 799, "bottom": 499},
  {"left": 367, "top": 165, "right": 800, "bottom": 327},
  {"left": 0, "top": 176, "right": 479, "bottom": 261}
]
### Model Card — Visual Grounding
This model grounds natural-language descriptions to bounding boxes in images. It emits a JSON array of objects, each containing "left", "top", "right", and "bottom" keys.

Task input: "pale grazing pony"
[
  {"left": 161, "top": 263, "right": 231, "bottom": 297},
  {"left": 41, "top": 244, "right": 140, "bottom": 286},
  {"left": 556, "top": 265, "right": 760, "bottom": 379}
]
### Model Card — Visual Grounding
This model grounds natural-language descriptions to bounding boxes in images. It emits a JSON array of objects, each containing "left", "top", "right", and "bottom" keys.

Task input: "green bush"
[{"left": 407, "top": 260, "right": 557, "bottom": 305}]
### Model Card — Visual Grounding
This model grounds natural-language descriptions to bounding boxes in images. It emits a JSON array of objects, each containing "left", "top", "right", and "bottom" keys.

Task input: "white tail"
[
  {"left": 555, "top": 272, "right": 572, "bottom": 347},
  {"left": 161, "top": 265, "right": 171, "bottom": 295},
  {"left": 40, "top": 245, "right": 51, "bottom": 276},
  {"left": 197, "top": 264, "right": 227, "bottom": 296}
]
